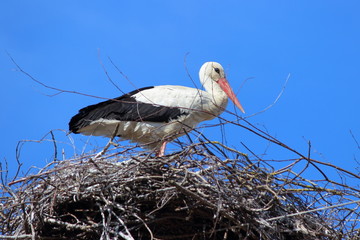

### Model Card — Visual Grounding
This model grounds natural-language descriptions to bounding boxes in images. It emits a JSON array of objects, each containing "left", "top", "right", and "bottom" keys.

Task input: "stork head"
[{"left": 199, "top": 62, "right": 245, "bottom": 113}]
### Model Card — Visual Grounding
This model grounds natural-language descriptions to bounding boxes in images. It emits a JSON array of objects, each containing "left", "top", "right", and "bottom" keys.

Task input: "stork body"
[{"left": 69, "top": 62, "right": 245, "bottom": 155}]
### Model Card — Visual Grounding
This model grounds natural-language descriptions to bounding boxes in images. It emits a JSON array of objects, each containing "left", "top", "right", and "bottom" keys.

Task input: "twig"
[
  {"left": 97, "top": 49, "right": 125, "bottom": 94},
  {"left": 93, "top": 123, "right": 120, "bottom": 159},
  {"left": 350, "top": 129, "right": 360, "bottom": 150},
  {"left": 50, "top": 130, "right": 58, "bottom": 161},
  {"left": 7, "top": 52, "right": 112, "bottom": 101},
  {"left": 245, "top": 73, "right": 291, "bottom": 118},
  {"left": 0, "top": 235, "right": 33, "bottom": 239},
  {"left": 267, "top": 199, "right": 360, "bottom": 222}
]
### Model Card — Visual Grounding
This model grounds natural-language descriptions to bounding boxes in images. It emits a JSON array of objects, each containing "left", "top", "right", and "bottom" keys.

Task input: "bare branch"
[{"left": 245, "top": 73, "right": 291, "bottom": 118}]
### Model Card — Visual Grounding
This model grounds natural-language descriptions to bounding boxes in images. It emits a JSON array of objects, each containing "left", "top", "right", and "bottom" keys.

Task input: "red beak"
[{"left": 217, "top": 78, "right": 245, "bottom": 113}]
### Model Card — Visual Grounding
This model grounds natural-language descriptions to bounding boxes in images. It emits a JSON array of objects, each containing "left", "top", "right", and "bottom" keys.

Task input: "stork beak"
[{"left": 218, "top": 78, "right": 245, "bottom": 113}]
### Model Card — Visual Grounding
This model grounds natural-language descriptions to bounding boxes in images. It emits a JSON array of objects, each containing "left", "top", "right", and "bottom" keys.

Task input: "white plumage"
[{"left": 69, "top": 62, "right": 245, "bottom": 156}]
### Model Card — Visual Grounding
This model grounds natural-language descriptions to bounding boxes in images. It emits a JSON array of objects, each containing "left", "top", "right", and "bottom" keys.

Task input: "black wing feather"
[{"left": 69, "top": 86, "right": 188, "bottom": 133}]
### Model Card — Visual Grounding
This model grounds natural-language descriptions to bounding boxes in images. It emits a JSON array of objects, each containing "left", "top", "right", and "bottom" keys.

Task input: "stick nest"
[{"left": 1, "top": 140, "right": 358, "bottom": 239}]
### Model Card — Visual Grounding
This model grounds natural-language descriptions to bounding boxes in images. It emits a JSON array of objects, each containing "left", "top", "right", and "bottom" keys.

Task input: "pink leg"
[{"left": 157, "top": 141, "right": 167, "bottom": 157}]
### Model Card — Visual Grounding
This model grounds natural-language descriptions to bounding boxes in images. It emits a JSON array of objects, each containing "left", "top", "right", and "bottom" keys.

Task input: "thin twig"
[
  {"left": 245, "top": 73, "right": 291, "bottom": 118},
  {"left": 267, "top": 199, "right": 360, "bottom": 222}
]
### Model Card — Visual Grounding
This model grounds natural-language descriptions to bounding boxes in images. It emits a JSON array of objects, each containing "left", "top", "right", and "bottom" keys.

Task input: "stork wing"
[{"left": 69, "top": 86, "right": 208, "bottom": 133}]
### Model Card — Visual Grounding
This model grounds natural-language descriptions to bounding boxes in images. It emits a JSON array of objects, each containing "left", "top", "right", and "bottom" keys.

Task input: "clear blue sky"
[{"left": 1, "top": 1, "right": 360, "bottom": 182}]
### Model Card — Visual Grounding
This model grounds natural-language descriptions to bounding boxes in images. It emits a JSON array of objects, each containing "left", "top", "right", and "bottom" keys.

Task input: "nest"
[{"left": 2, "top": 134, "right": 360, "bottom": 240}]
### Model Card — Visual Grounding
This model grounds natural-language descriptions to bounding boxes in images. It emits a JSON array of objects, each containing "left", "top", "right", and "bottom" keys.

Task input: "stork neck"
[{"left": 202, "top": 77, "right": 228, "bottom": 110}]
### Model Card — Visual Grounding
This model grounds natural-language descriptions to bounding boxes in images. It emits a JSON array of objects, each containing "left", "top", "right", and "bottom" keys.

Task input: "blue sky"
[{"left": 1, "top": 1, "right": 360, "bottom": 182}]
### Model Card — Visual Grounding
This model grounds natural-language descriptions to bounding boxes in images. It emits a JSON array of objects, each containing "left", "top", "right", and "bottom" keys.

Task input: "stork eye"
[{"left": 214, "top": 68, "right": 220, "bottom": 74}]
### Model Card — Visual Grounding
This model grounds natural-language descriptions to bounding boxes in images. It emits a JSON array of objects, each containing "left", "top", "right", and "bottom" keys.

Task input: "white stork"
[{"left": 69, "top": 62, "right": 245, "bottom": 156}]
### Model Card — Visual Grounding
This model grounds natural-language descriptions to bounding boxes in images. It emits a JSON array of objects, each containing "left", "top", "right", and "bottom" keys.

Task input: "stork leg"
[{"left": 157, "top": 141, "right": 167, "bottom": 157}]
